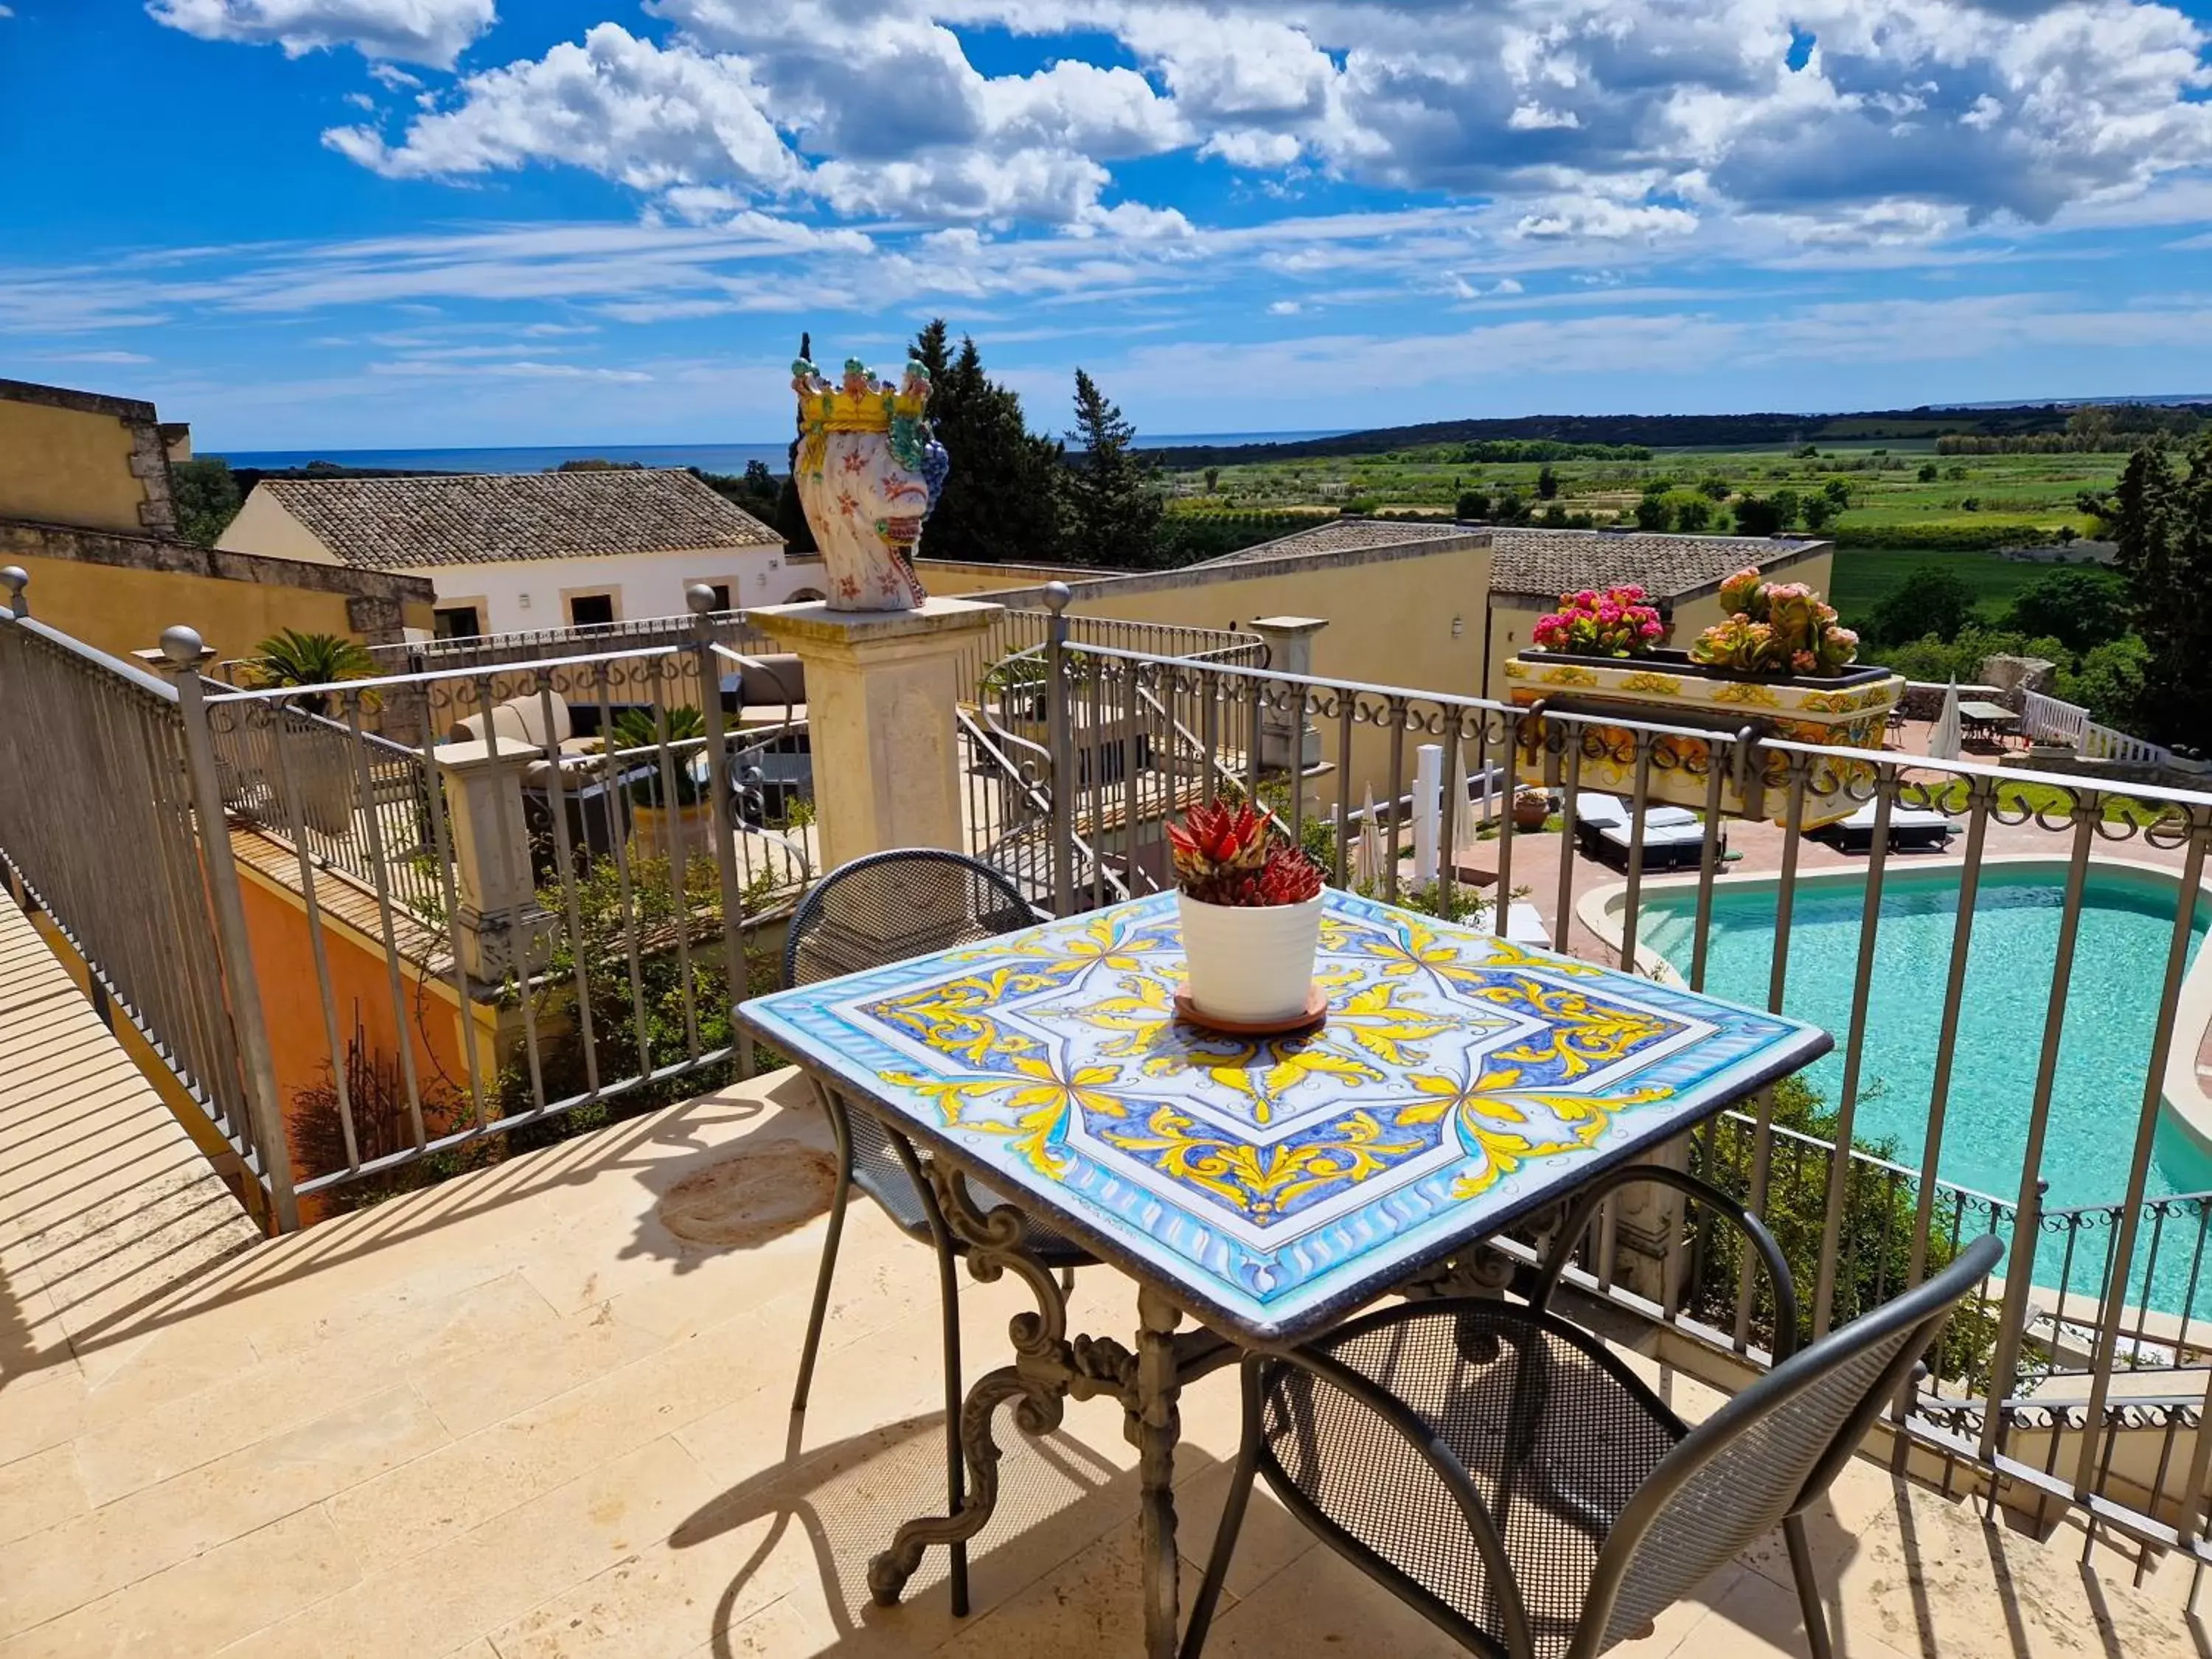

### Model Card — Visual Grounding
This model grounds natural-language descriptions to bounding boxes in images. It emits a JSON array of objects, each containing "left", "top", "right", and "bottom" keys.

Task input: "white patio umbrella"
[
  {"left": 1446, "top": 742, "right": 1472, "bottom": 872},
  {"left": 1930, "top": 680, "right": 1963, "bottom": 762},
  {"left": 1352, "top": 787, "right": 1385, "bottom": 888}
]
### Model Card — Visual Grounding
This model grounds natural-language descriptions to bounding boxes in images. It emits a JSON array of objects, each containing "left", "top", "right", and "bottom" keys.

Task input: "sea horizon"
[{"left": 210, "top": 430, "right": 1348, "bottom": 475}]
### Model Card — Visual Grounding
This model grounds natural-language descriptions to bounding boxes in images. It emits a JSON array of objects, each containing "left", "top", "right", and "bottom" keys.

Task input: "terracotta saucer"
[{"left": 1172, "top": 985, "right": 1328, "bottom": 1037}]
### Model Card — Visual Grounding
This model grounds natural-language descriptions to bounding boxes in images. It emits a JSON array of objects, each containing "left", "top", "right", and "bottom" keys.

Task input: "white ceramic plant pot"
[{"left": 1176, "top": 890, "right": 1325, "bottom": 1026}]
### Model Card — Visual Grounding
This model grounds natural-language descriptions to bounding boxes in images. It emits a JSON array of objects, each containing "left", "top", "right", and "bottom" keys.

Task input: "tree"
[
  {"left": 1455, "top": 487, "right": 1492, "bottom": 519},
  {"left": 1635, "top": 494, "right": 1672, "bottom": 532},
  {"left": 1203, "top": 466, "right": 1221, "bottom": 494},
  {"left": 1536, "top": 464, "right": 1559, "bottom": 500},
  {"left": 1918, "top": 462, "right": 1941, "bottom": 482},
  {"left": 1868, "top": 566, "right": 1978, "bottom": 645},
  {"left": 2061, "top": 635, "right": 2149, "bottom": 730},
  {"left": 170, "top": 457, "right": 242, "bottom": 548},
  {"left": 1799, "top": 495, "right": 1836, "bottom": 532},
  {"left": 1063, "top": 367, "right": 1163, "bottom": 568},
  {"left": 1697, "top": 475, "right": 1731, "bottom": 501},
  {"left": 1731, "top": 495, "right": 1785, "bottom": 536},
  {"left": 908, "top": 321, "right": 1065, "bottom": 564},
  {"left": 1671, "top": 493, "right": 1714, "bottom": 533},
  {"left": 2109, "top": 438, "right": 2212, "bottom": 750},
  {"left": 1770, "top": 487, "right": 1801, "bottom": 527},
  {"left": 1822, "top": 479, "right": 1852, "bottom": 509},
  {"left": 2002, "top": 568, "right": 2132, "bottom": 655},
  {"left": 692, "top": 461, "right": 780, "bottom": 524}
]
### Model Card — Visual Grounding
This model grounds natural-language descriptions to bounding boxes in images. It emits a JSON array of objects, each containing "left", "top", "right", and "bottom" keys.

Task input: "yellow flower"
[
  {"left": 1103, "top": 1105, "right": 1422, "bottom": 1220},
  {"left": 883, "top": 1055, "right": 1126, "bottom": 1173}
]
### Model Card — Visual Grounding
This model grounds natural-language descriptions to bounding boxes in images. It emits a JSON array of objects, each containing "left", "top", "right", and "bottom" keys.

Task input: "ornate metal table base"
[{"left": 866, "top": 1169, "right": 1231, "bottom": 1658}]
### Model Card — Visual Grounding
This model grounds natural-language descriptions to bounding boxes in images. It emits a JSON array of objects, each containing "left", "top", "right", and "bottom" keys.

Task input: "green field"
[
  {"left": 1825, "top": 548, "right": 2062, "bottom": 630},
  {"left": 1170, "top": 440, "right": 2110, "bottom": 538},
  {"left": 1163, "top": 439, "right": 2122, "bottom": 627}
]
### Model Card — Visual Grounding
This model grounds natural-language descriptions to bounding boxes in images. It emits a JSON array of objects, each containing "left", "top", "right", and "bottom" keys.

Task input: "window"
[
  {"left": 567, "top": 592, "right": 616, "bottom": 629},
  {"left": 433, "top": 605, "right": 481, "bottom": 639},
  {"left": 706, "top": 583, "right": 731, "bottom": 613}
]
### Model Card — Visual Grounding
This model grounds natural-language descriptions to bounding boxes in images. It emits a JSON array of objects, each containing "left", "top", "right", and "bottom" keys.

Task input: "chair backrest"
[
  {"left": 1579, "top": 1232, "right": 2003, "bottom": 1656},
  {"left": 739, "top": 655, "right": 805, "bottom": 708},
  {"left": 453, "top": 699, "right": 532, "bottom": 748},
  {"left": 507, "top": 689, "right": 573, "bottom": 748},
  {"left": 783, "top": 849, "right": 1038, "bottom": 989}
]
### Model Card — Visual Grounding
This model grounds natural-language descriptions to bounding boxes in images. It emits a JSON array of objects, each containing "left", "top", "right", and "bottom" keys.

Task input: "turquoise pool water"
[{"left": 1639, "top": 863, "right": 2212, "bottom": 1313}]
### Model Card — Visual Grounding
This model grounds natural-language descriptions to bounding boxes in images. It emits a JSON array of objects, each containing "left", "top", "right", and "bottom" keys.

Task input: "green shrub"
[{"left": 1688, "top": 1076, "right": 2000, "bottom": 1388}]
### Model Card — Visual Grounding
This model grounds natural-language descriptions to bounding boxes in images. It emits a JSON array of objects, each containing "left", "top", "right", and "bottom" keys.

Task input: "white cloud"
[
  {"left": 167, "top": 0, "right": 2212, "bottom": 257},
  {"left": 40, "top": 349, "right": 155, "bottom": 364},
  {"left": 147, "top": 0, "right": 495, "bottom": 69},
  {"left": 326, "top": 25, "right": 801, "bottom": 194},
  {"left": 1268, "top": 299, "right": 1301, "bottom": 314}
]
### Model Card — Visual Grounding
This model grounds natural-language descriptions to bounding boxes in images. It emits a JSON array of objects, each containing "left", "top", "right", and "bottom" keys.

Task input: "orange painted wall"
[{"left": 234, "top": 863, "right": 485, "bottom": 1183}]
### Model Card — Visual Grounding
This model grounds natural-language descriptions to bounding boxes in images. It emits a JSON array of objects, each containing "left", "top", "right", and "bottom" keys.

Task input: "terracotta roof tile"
[
  {"left": 1487, "top": 528, "right": 1829, "bottom": 600},
  {"left": 1196, "top": 518, "right": 1827, "bottom": 602},
  {"left": 257, "top": 468, "right": 779, "bottom": 571}
]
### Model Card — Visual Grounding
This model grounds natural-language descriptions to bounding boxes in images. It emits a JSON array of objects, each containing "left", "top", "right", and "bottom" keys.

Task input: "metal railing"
[
  {"left": 0, "top": 578, "right": 296, "bottom": 1225},
  {"left": 956, "top": 609, "right": 1266, "bottom": 707},
  {"left": 1028, "top": 622, "right": 2212, "bottom": 1562},
  {"left": 13, "top": 557, "right": 2212, "bottom": 1571},
  {"left": 186, "top": 622, "right": 807, "bottom": 1205}
]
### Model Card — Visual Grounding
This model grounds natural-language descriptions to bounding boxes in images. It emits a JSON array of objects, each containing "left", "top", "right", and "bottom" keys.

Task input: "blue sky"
[{"left": 6, "top": 0, "right": 2212, "bottom": 450}]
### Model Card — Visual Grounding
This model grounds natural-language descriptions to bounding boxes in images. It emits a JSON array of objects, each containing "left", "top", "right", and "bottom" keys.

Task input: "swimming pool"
[{"left": 1634, "top": 860, "right": 2212, "bottom": 1313}]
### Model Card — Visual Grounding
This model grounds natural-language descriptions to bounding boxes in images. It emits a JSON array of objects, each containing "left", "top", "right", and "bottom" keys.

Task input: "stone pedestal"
[
  {"left": 1608, "top": 1133, "right": 1694, "bottom": 1307},
  {"left": 1248, "top": 616, "right": 1326, "bottom": 771},
  {"left": 750, "top": 597, "right": 1005, "bottom": 872},
  {"left": 434, "top": 738, "right": 551, "bottom": 983}
]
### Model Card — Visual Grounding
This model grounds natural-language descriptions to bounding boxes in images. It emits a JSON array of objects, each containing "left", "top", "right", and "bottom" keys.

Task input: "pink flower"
[{"left": 1641, "top": 620, "right": 1664, "bottom": 638}]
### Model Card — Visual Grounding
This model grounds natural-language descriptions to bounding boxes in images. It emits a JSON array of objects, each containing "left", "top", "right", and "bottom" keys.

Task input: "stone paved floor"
[{"left": 1, "top": 1053, "right": 2202, "bottom": 1658}]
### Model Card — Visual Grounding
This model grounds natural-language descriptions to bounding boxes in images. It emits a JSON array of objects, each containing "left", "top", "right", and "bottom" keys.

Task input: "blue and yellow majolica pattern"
[{"left": 744, "top": 888, "right": 1824, "bottom": 1337}]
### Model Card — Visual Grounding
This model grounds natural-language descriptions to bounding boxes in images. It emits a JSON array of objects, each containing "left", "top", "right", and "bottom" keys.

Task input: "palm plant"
[
  {"left": 243, "top": 629, "right": 378, "bottom": 717},
  {"left": 611, "top": 705, "right": 709, "bottom": 807}
]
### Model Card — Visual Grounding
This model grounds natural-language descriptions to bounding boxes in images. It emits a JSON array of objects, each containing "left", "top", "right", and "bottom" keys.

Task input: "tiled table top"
[{"left": 741, "top": 888, "right": 1829, "bottom": 1341}]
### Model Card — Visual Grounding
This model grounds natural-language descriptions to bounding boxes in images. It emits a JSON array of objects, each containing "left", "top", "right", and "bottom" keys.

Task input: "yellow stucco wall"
[
  {"left": 215, "top": 490, "right": 344, "bottom": 565},
  {"left": 0, "top": 398, "right": 153, "bottom": 535},
  {"left": 919, "top": 558, "right": 1092, "bottom": 595},
  {"left": 8, "top": 551, "right": 434, "bottom": 664}
]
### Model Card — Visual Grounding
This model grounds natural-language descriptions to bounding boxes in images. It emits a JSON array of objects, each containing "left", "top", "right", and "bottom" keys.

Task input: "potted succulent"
[
  {"left": 1506, "top": 569, "right": 1902, "bottom": 827},
  {"left": 1168, "top": 801, "right": 1327, "bottom": 1029}
]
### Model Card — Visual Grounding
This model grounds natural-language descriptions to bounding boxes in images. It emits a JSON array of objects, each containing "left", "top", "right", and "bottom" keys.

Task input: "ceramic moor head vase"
[{"left": 790, "top": 349, "right": 948, "bottom": 611}]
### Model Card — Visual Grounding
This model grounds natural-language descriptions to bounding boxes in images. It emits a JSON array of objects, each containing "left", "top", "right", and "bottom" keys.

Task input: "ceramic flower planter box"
[
  {"left": 1176, "top": 890, "right": 1324, "bottom": 1026},
  {"left": 1503, "top": 647, "right": 1904, "bottom": 828}
]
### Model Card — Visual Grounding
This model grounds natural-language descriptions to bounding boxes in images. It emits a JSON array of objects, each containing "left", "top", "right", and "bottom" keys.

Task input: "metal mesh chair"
[
  {"left": 781, "top": 849, "right": 1093, "bottom": 1618},
  {"left": 1183, "top": 1163, "right": 2005, "bottom": 1659}
]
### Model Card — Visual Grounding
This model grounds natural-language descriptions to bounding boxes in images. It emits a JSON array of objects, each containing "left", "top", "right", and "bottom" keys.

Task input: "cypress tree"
[
  {"left": 1063, "top": 367, "right": 1164, "bottom": 568},
  {"left": 907, "top": 321, "right": 1064, "bottom": 565}
]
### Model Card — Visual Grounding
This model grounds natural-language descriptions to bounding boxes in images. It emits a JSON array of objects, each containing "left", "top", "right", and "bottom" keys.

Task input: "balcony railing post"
[
  {"left": 690, "top": 585, "right": 754, "bottom": 1077},
  {"left": 1, "top": 565, "right": 27, "bottom": 619},
  {"left": 1045, "top": 582, "right": 1076, "bottom": 917},
  {"left": 162, "top": 626, "right": 299, "bottom": 1234}
]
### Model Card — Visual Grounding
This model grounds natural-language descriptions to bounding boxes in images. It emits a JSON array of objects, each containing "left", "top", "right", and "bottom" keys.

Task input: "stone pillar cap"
[{"left": 1247, "top": 615, "right": 1329, "bottom": 633}]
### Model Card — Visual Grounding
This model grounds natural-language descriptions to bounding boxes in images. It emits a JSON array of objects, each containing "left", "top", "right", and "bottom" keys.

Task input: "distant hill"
[{"left": 1142, "top": 403, "right": 2212, "bottom": 467}]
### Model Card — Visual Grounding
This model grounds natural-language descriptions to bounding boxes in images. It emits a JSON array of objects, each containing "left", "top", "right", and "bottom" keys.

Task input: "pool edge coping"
[{"left": 1575, "top": 852, "right": 2212, "bottom": 1167}]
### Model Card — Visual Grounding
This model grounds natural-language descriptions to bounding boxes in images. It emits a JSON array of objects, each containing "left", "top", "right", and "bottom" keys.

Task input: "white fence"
[{"left": 2021, "top": 689, "right": 2171, "bottom": 768}]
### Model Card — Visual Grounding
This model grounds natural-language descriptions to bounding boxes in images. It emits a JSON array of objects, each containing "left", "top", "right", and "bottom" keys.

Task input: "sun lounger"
[
  {"left": 1573, "top": 793, "right": 1717, "bottom": 868},
  {"left": 1820, "top": 799, "right": 1956, "bottom": 852}
]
